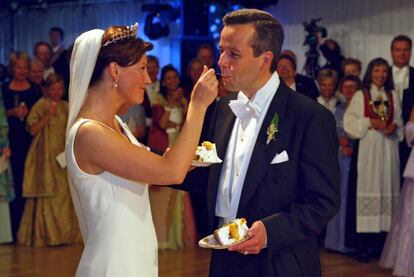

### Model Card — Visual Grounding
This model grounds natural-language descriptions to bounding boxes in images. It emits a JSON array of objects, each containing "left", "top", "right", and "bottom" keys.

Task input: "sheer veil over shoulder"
[
  {"left": 66, "top": 28, "right": 104, "bottom": 241},
  {"left": 66, "top": 29, "right": 104, "bottom": 138}
]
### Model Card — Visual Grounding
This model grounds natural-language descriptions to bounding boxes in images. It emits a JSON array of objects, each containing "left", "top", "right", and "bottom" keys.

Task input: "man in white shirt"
[
  {"left": 48, "top": 27, "right": 70, "bottom": 94},
  {"left": 182, "top": 9, "right": 339, "bottom": 277},
  {"left": 49, "top": 27, "right": 65, "bottom": 64},
  {"left": 390, "top": 35, "right": 414, "bottom": 182}
]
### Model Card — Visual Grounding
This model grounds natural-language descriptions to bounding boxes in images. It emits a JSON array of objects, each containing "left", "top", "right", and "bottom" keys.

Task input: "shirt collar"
[
  {"left": 393, "top": 65, "right": 409, "bottom": 74},
  {"left": 370, "top": 84, "right": 385, "bottom": 93},
  {"left": 317, "top": 96, "right": 337, "bottom": 105},
  {"left": 236, "top": 71, "right": 280, "bottom": 115}
]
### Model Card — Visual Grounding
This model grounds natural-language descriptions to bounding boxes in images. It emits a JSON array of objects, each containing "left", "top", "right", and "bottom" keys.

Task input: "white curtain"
[
  {"left": 0, "top": 11, "right": 12, "bottom": 67},
  {"left": 3, "top": 0, "right": 414, "bottom": 75},
  {"left": 267, "top": 0, "right": 414, "bottom": 75},
  {"left": 1, "top": 1, "right": 179, "bottom": 69}
]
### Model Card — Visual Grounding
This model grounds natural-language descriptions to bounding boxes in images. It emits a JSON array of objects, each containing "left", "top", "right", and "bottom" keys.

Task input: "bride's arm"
[{"left": 74, "top": 68, "right": 217, "bottom": 186}]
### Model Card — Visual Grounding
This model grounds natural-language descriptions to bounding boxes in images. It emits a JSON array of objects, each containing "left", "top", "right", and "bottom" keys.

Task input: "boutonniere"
[{"left": 266, "top": 113, "right": 279, "bottom": 144}]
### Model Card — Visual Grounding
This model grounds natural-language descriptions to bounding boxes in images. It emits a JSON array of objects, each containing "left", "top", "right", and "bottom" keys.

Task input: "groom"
[{"left": 183, "top": 9, "right": 340, "bottom": 276}]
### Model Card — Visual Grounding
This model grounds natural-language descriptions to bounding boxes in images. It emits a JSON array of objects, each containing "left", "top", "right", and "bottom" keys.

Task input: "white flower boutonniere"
[{"left": 266, "top": 113, "right": 279, "bottom": 144}]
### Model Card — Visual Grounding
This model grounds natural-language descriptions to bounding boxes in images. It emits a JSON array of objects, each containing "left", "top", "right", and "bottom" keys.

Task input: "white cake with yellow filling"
[
  {"left": 194, "top": 141, "right": 222, "bottom": 163},
  {"left": 213, "top": 218, "right": 249, "bottom": 246}
]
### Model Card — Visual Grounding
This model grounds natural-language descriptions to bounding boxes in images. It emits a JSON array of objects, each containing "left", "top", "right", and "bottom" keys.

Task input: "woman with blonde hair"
[{"left": 2, "top": 51, "right": 41, "bottom": 241}]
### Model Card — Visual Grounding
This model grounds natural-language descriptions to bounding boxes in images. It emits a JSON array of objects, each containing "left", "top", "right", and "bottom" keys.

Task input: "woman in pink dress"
[{"left": 380, "top": 106, "right": 414, "bottom": 277}]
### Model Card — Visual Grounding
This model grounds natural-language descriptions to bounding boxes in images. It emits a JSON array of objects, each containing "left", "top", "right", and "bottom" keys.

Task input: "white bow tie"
[
  {"left": 394, "top": 67, "right": 407, "bottom": 76},
  {"left": 229, "top": 99, "right": 260, "bottom": 121}
]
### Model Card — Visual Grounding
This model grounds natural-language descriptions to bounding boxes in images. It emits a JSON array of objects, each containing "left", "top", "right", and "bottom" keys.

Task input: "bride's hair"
[
  {"left": 90, "top": 25, "right": 153, "bottom": 88},
  {"left": 66, "top": 24, "right": 152, "bottom": 137}
]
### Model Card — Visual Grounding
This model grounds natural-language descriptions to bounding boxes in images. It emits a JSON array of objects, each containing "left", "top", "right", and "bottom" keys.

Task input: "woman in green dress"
[
  {"left": 0, "top": 88, "right": 14, "bottom": 244},
  {"left": 17, "top": 74, "right": 81, "bottom": 247}
]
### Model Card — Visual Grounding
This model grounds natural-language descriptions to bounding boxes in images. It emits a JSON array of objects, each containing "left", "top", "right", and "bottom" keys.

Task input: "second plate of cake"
[
  {"left": 198, "top": 234, "right": 249, "bottom": 249},
  {"left": 198, "top": 218, "right": 250, "bottom": 249}
]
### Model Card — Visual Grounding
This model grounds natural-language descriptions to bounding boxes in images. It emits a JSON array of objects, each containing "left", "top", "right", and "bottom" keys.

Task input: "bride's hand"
[{"left": 191, "top": 66, "right": 218, "bottom": 110}]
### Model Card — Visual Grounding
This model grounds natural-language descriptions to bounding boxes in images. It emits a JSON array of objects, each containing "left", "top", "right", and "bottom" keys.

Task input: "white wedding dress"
[{"left": 66, "top": 116, "right": 158, "bottom": 276}]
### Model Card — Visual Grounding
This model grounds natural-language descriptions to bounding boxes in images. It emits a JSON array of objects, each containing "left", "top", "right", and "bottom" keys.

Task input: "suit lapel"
[{"left": 237, "top": 81, "right": 291, "bottom": 214}]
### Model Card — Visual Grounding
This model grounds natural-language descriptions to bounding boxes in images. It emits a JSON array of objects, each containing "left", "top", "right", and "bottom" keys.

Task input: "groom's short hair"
[{"left": 222, "top": 9, "right": 284, "bottom": 72}]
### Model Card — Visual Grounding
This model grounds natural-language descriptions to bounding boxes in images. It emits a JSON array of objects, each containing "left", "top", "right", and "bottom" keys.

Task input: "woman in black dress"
[{"left": 2, "top": 51, "right": 41, "bottom": 241}]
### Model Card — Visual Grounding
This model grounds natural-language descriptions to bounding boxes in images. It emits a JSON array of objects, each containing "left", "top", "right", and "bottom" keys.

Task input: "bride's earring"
[{"left": 113, "top": 77, "right": 118, "bottom": 88}]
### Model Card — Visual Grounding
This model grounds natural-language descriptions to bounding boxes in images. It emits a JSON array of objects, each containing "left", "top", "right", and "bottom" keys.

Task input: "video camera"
[
  {"left": 302, "top": 18, "right": 328, "bottom": 79},
  {"left": 302, "top": 18, "right": 327, "bottom": 48}
]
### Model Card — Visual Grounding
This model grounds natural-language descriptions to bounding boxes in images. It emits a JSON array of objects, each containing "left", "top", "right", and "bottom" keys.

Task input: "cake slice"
[
  {"left": 194, "top": 141, "right": 221, "bottom": 163},
  {"left": 213, "top": 218, "right": 249, "bottom": 246}
]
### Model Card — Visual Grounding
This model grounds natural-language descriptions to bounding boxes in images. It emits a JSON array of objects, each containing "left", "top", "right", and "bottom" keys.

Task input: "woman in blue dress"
[{"left": 325, "top": 75, "right": 362, "bottom": 253}]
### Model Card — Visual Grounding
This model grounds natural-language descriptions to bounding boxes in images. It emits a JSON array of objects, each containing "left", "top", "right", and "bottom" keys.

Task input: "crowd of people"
[
  {"left": 275, "top": 34, "right": 414, "bottom": 276},
  {"left": 0, "top": 15, "right": 413, "bottom": 277}
]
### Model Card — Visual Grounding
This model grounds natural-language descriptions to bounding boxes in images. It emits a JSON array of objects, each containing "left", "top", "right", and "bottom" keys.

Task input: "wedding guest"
[
  {"left": 29, "top": 59, "right": 45, "bottom": 95},
  {"left": 2, "top": 51, "right": 42, "bottom": 241},
  {"left": 197, "top": 43, "right": 215, "bottom": 69},
  {"left": 49, "top": 27, "right": 70, "bottom": 92},
  {"left": 0, "top": 88, "right": 13, "bottom": 244},
  {"left": 146, "top": 55, "right": 161, "bottom": 106},
  {"left": 183, "top": 58, "right": 204, "bottom": 100},
  {"left": 319, "top": 38, "right": 345, "bottom": 79},
  {"left": 316, "top": 69, "right": 339, "bottom": 113},
  {"left": 325, "top": 75, "right": 361, "bottom": 253},
  {"left": 342, "top": 58, "right": 362, "bottom": 78},
  {"left": 17, "top": 74, "right": 81, "bottom": 247},
  {"left": 148, "top": 64, "right": 196, "bottom": 249},
  {"left": 33, "top": 42, "right": 54, "bottom": 79},
  {"left": 389, "top": 35, "right": 414, "bottom": 187},
  {"left": 344, "top": 57, "right": 402, "bottom": 262},
  {"left": 49, "top": 27, "right": 66, "bottom": 65},
  {"left": 158, "top": 65, "right": 188, "bottom": 147},
  {"left": 380, "top": 106, "right": 414, "bottom": 277},
  {"left": 336, "top": 58, "right": 362, "bottom": 103},
  {"left": 277, "top": 54, "right": 319, "bottom": 100}
]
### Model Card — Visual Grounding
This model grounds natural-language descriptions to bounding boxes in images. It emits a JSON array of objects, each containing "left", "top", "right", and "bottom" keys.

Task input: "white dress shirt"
[
  {"left": 288, "top": 82, "right": 296, "bottom": 91},
  {"left": 317, "top": 96, "right": 338, "bottom": 114},
  {"left": 215, "top": 72, "right": 280, "bottom": 220},
  {"left": 392, "top": 65, "right": 409, "bottom": 103}
]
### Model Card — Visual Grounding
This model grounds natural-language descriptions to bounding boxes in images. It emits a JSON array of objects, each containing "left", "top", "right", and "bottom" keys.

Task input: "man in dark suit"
[
  {"left": 389, "top": 35, "right": 414, "bottom": 182},
  {"left": 183, "top": 9, "right": 340, "bottom": 276},
  {"left": 277, "top": 53, "right": 319, "bottom": 101}
]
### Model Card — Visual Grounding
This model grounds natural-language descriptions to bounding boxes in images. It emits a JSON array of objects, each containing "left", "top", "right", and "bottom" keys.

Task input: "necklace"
[{"left": 79, "top": 109, "right": 130, "bottom": 142}]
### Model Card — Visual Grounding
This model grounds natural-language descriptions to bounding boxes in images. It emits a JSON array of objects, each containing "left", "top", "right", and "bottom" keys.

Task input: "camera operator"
[
  {"left": 317, "top": 35, "right": 345, "bottom": 80},
  {"left": 302, "top": 18, "right": 345, "bottom": 81}
]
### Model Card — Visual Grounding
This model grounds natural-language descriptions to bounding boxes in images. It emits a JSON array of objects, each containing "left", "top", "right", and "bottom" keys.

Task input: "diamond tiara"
[{"left": 102, "top": 23, "right": 139, "bottom": 47}]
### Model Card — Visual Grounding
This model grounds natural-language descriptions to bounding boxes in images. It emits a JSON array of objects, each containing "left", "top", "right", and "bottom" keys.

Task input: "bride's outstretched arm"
[{"left": 74, "top": 67, "right": 218, "bottom": 185}]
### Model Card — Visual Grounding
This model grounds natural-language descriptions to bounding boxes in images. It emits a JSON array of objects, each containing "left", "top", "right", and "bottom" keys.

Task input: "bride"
[{"left": 66, "top": 23, "right": 217, "bottom": 276}]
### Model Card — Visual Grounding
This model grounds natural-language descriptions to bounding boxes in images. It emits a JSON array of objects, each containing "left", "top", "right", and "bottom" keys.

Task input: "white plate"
[
  {"left": 198, "top": 234, "right": 249, "bottom": 249},
  {"left": 191, "top": 160, "right": 222, "bottom": 167}
]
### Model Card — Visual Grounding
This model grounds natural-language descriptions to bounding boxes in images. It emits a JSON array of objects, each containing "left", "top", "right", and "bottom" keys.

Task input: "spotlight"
[
  {"left": 144, "top": 13, "right": 170, "bottom": 40},
  {"left": 209, "top": 4, "right": 217, "bottom": 13},
  {"left": 142, "top": 3, "right": 179, "bottom": 40}
]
